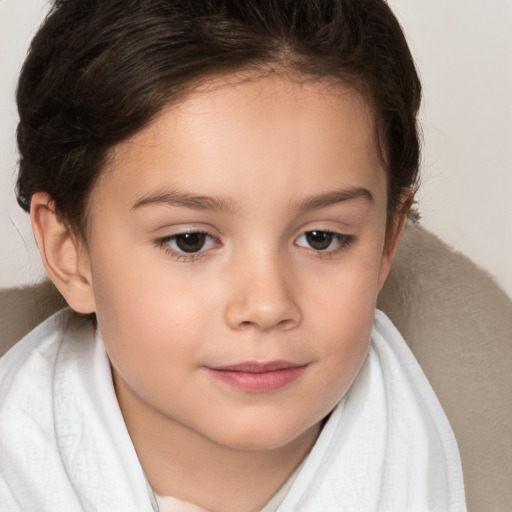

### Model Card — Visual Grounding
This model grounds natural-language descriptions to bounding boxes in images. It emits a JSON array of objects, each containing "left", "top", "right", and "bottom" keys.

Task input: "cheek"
[
  {"left": 310, "top": 289, "right": 374, "bottom": 382},
  {"left": 298, "top": 250, "right": 382, "bottom": 402},
  {"left": 93, "top": 273, "right": 209, "bottom": 419},
  {"left": 300, "top": 245, "right": 383, "bottom": 330},
  {"left": 286, "top": 295, "right": 373, "bottom": 436},
  {"left": 89, "top": 244, "right": 212, "bottom": 377}
]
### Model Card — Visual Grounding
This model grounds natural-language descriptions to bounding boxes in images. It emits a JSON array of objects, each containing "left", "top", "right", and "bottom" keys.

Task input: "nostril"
[
  {"left": 276, "top": 318, "right": 295, "bottom": 330},
  {"left": 237, "top": 317, "right": 297, "bottom": 332}
]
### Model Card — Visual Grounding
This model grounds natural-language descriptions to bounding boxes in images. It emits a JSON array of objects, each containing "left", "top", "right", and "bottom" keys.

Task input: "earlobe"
[
  {"left": 30, "top": 192, "right": 96, "bottom": 314},
  {"left": 377, "top": 193, "right": 414, "bottom": 291}
]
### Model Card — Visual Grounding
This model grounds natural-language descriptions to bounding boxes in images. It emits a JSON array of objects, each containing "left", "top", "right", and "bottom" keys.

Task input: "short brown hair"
[{"left": 16, "top": 0, "right": 421, "bottom": 236}]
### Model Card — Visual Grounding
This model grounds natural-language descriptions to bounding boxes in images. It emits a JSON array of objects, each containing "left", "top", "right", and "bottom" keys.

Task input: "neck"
[{"left": 114, "top": 373, "right": 320, "bottom": 512}]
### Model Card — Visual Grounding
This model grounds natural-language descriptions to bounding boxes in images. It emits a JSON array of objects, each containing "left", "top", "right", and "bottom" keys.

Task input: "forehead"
[{"left": 94, "top": 72, "right": 385, "bottom": 214}]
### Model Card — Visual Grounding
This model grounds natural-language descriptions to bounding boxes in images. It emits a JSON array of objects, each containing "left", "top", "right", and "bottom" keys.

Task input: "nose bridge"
[{"left": 224, "top": 243, "right": 301, "bottom": 331}]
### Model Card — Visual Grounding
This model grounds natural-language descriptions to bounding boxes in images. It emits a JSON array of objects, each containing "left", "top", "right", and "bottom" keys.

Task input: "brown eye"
[
  {"left": 295, "top": 230, "right": 354, "bottom": 254},
  {"left": 157, "top": 231, "right": 220, "bottom": 260},
  {"left": 174, "top": 232, "right": 208, "bottom": 253},
  {"left": 305, "top": 231, "right": 335, "bottom": 250}
]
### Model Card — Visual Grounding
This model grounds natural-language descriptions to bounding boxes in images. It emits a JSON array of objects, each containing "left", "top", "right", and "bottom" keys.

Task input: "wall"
[
  {"left": 1, "top": 0, "right": 511, "bottom": 298},
  {"left": 0, "top": 0, "right": 50, "bottom": 288},
  {"left": 389, "top": 0, "right": 512, "bottom": 299}
]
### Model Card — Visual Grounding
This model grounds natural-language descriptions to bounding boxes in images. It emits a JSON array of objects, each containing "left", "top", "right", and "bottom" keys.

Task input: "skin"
[{"left": 31, "top": 73, "right": 409, "bottom": 512}]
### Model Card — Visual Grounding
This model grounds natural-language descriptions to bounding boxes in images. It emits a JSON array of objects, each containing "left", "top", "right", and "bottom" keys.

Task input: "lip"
[{"left": 206, "top": 360, "right": 307, "bottom": 393}]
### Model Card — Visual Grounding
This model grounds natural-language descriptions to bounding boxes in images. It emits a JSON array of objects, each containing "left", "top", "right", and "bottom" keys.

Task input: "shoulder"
[
  {"left": 0, "top": 309, "right": 97, "bottom": 509},
  {"left": 0, "top": 309, "right": 73, "bottom": 392},
  {"left": 0, "top": 309, "right": 95, "bottom": 420}
]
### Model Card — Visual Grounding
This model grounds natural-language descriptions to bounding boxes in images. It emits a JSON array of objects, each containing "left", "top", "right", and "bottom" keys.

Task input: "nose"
[{"left": 224, "top": 253, "right": 302, "bottom": 332}]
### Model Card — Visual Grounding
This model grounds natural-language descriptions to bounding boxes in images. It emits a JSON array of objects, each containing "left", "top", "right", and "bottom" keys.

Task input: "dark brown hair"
[{"left": 16, "top": 0, "right": 421, "bottom": 236}]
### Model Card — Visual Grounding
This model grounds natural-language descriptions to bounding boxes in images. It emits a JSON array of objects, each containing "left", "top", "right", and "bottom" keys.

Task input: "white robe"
[{"left": 0, "top": 309, "right": 466, "bottom": 512}]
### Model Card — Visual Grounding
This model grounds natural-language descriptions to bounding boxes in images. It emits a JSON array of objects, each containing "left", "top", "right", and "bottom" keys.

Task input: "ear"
[
  {"left": 30, "top": 192, "right": 96, "bottom": 314},
  {"left": 377, "top": 192, "right": 414, "bottom": 291}
]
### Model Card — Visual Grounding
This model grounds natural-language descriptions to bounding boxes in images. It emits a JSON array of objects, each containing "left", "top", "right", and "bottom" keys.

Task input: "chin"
[{"left": 207, "top": 416, "right": 321, "bottom": 453}]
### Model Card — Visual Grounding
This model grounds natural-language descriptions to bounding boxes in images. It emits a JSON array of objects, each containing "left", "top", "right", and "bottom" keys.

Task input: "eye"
[
  {"left": 295, "top": 230, "right": 354, "bottom": 252},
  {"left": 159, "top": 231, "right": 219, "bottom": 255}
]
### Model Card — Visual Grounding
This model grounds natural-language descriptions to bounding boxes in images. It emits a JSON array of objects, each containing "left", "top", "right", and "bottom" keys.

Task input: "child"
[{"left": 0, "top": 1, "right": 466, "bottom": 510}]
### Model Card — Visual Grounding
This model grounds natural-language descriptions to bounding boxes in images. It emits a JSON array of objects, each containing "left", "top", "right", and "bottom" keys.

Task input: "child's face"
[{"left": 81, "top": 74, "right": 399, "bottom": 451}]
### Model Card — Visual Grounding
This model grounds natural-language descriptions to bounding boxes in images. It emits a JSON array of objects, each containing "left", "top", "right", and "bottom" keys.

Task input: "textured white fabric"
[
  {"left": 0, "top": 311, "right": 153, "bottom": 512},
  {"left": 0, "top": 309, "right": 466, "bottom": 512}
]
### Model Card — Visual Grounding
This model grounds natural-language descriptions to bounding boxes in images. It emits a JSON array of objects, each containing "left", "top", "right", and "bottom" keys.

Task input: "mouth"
[{"left": 205, "top": 360, "right": 307, "bottom": 393}]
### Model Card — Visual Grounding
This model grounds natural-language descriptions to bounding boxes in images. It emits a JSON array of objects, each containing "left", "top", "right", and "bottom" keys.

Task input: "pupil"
[
  {"left": 176, "top": 233, "right": 206, "bottom": 253},
  {"left": 306, "top": 231, "right": 333, "bottom": 250}
]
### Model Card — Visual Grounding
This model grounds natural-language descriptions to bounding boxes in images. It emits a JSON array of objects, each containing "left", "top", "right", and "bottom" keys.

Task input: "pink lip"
[{"left": 206, "top": 361, "right": 307, "bottom": 393}]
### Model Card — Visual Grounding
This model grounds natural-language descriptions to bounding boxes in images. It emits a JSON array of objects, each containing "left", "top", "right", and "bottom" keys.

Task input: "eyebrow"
[
  {"left": 131, "top": 190, "right": 236, "bottom": 212},
  {"left": 295, "top": 187, "right": 374, "bottom": 212},
  {"left": 131, "top": 186, "right": 373, "bottom": 213}
]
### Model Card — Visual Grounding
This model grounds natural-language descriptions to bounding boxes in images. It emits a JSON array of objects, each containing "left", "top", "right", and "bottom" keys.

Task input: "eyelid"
[
  {"left": 155, "top": 228, "right": 222, "bottom": 262},
  {"left": 294, "top": 229, "right": 355, "bottom": 258}
]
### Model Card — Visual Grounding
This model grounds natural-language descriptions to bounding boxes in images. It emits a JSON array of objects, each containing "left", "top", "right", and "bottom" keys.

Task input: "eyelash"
[
  {"left": 294, "top": 231, "right": 355, "bottom": 259},
  {"left": 156, "top": 231, "right": 221, "bottom": 262},
  {"left": 155, "top": 229, "right": 355, "bottom": 262}
]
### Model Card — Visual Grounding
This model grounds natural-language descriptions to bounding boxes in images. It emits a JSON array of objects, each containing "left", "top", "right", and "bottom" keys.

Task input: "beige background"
[{"left": 1, "top": 0, "right": 511, "bottom": 298}]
